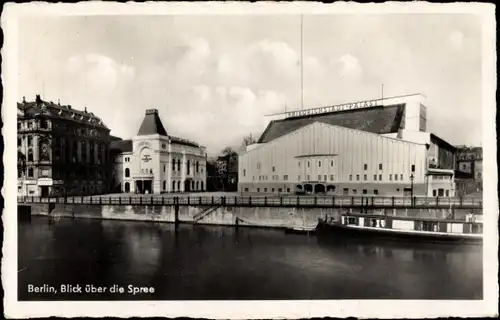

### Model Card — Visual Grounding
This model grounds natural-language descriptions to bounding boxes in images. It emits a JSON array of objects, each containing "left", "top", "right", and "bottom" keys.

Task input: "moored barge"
[{"left": 317, "top": 213, "right": 483, "bottom": 244}]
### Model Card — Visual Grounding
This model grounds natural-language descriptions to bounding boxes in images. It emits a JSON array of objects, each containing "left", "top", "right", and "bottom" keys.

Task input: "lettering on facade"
[
  {"left": 286, "top": 100, "right": 377, "bottom": 118},
  {"left": 141, "top": 155, "right": 152, "bottom": 162}
]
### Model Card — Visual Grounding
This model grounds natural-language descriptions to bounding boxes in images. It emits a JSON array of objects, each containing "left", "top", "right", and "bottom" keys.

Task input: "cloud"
[
  {"left": 337, "top": 54, "right": 363, "bottom": 79},
  {"left": 66, "top": 53, "right": 135, "bottom": 93}
]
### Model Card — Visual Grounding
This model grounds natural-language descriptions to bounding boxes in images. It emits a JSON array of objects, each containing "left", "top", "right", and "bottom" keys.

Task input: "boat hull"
[{"left": 316, "top": 220, "right": 482, "bottom": 244}]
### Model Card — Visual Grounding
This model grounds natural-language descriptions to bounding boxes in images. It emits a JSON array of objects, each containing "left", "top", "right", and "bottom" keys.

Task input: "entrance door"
[
  {"left": 40, "top": 186, "right": 49, "bottom": 197},
  {"left": 136, "top": 181, "right": 143, "bottom": 194},
  {"left": 143, "top": 180, "right": 152, "bottom": 194},
  {"left": 184, "top": 179, "right": 191, "bottom": 192}
]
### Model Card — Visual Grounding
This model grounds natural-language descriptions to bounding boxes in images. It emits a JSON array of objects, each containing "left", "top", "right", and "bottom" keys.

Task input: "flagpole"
[{"left": 300, "top": 13, "right": 304, "bottom": 110}]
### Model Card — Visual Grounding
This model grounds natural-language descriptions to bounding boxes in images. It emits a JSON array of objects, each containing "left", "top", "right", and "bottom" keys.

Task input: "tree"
[{"left": 242, "top": 133, "right": 256, "bottom": 147}]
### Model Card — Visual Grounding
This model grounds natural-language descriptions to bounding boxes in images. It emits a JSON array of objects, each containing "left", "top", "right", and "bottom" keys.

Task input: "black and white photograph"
[{"left": 2, "top": 2, "right": 498, "bottom": 319}]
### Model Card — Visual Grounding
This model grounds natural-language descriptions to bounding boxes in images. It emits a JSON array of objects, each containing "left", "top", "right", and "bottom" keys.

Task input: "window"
[
  {"left": 307, "top": 175, "right": 310, "bottom": 180},
  {"left": 352, "top": 189, "right": 357, "bottom": 194},
  {"left": 150, "top": 169, "right": 153, "bottom": 174},
  {"left": 324, "top": 175, "right": 327, "bottom": 181},
  {"left": 244, "top": 188, "right": 249, "bottom": 192},
  {"left": 330, "top": 175, "right": 334, "bottom": 181},
  {"left": 164, "top": 165, "right": 166, "bottom": 172},
  {"left": 196, "top": 162, "right": 199, "bottom": 173},
  {"left": 362, "top": 189, "right": 367, "bottom": 194},
  {"left": 172, "top": 181, "right": 176, "bottom": 191},
  {"left": 318, "top": 161, "right": 322, "bottom": 167},
  {"left": 343, "top": 188, "right": 349, "bottom": 195},
  {"left": 162, "top": 143, "right": 166, "bottom": 149},
  {"left": 177, "top": 181, "right": 180, "bottom": 190},
  {"left": 389, "top": 174, "right": 392, "bottom": 181},
  {"left": 364, "top": 164, "right": 368, "bottom": 170},
  {"left": 163, "top": 181, "right": 166, "bottom": 191},
  {"left": 379, "top": 163, "right": 383, "bottom": 170},
  {"left": 287, "top": 188, "right": 290, "bottom": 193},
  {"left": 264, "top": 188, "right": 267, "bottom": 192},
  {"left": 28, "top": 168, "right": 34, "bottom": 178},
  {"left": 379, "top": 174, "right": 382, "bottom": 181},
  {"left": 278, "top": 188, "right": 282, "bottom": 192},
  {"left": 395, "top": 174, "right": 398, "bottom": 181},
  {"left": 28, "top": 149, "right": 33, "bottom": 162},
  {"left": 364, "top": 174, "right": 367, "bottom": 181},
  {"left": 331, "top": 160, "right": 334, "bottom": 167},
  {"left": 374, "top": 174, "right": 377, "bottom": 181},
  {"left": 297, "top": 175, "right": 300, "bottom": 181},
  {"left": 374, "top": 189, "right": 379, "bottom": 195},
  {"left": 272, "top": 166, "right": 275, "bottom": 172},
  {"left": 187, "top": 160, "right": 191, "bottom": 175},
  {"left": 257, "top": 188, "right": 260, "bottom": 192},
  {"left": 17, "top": 138, "right": 21, "bottom": 147},
  {"left": 411, "top": 164, "right": 415, "bottom": 172},
  {"left": 298, "top": 162, "right": 301, "bottom": 167},
  {"left": 272, "top": 188, "right": 275, "bottom": 192},
  {"left": 243, "top": 169, "right": 246, "bottom": 177},
  {"left": 349, "top": 174, "right": 352, "bottom": 181},
  {"left": 432, "top": 190, "right": 436, "bottom": 197},
  {"left": 28, "top": 136, "right": 32, "bottom": 147},
  {"left": 318, "top": 175, "right": 321, "bottom": 181},
  {"left": 284, "top": 175, "right": 288, "bottom": 180},
  {"left": 259, "top": 176, "right": 262, "bottom": 181},
  {"left": 400, "top": 174, "right": 403, "bottom": 180},
  {"left": 307, "top": 161, "right": 310, "bottom": 168},
  {"left": 356, "top": 175, "right": 360, "bottom": 181}
]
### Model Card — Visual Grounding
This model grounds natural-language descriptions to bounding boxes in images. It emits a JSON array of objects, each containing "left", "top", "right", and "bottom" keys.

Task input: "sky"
[{"left": 18, "top": 13, "right": 483, "bottom": 155}]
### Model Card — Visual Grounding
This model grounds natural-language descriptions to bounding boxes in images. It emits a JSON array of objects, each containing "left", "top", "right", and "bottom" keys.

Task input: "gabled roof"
[
  {"left": 137, "top": 109, "right": 168, "bottom": 136},
  {"left": 258, "top": 104, "right": 405, "bottom": 144}
]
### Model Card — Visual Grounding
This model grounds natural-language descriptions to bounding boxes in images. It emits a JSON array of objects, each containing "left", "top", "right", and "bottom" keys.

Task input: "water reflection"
[{"left": 18, "top": 217, "right": 482, "bottom": 300}]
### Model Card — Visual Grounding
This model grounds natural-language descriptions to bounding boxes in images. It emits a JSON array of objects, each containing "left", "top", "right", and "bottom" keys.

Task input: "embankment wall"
[{"left": 23, "top": 203, "right": 479, "bottom": 229}]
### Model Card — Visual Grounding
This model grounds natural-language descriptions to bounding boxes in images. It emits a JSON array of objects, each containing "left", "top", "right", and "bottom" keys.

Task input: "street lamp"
[{"left": 410, "top": 173, "right": 414, "bottom": 205}]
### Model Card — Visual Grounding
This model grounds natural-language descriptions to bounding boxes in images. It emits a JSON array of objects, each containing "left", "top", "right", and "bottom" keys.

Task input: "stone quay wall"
[{"left": 23, "top": 203, "right": 478, "bottom": 229}]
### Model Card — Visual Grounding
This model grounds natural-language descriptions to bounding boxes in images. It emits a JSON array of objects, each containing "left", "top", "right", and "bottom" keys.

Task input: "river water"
[{"left": 18, "top": 216, "right": 483, "bottom": 300}]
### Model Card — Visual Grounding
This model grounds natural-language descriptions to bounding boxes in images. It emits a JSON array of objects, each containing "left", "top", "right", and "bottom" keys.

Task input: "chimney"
[
  {"left": 145, "top": 109, "right": 158, "bottom": 115},
  {"left": 58, "top": 99, "right": 60, "bottom": 106},
  {"left": 84, "top": 107, "right": 87, "bottom": 113},
  {"left": 35, "top": 94, "right": 41, "bottom": 104},
  {"left": 22, "top": 96, "right": 26, "bottom": 104}
]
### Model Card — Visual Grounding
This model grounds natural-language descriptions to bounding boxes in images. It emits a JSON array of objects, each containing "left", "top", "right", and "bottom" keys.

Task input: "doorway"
[
  {"left": 184, "top": 179, "right": 192, "bottom": 192},
  {"left": 136, "top": 180, "right": 153, "bottom": 194},
  {"left": 40, "top": 186, "right": 49, "bottom": 197}
]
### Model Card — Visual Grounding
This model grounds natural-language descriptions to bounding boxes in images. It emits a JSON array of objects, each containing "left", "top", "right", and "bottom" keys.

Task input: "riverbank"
[{"left": 20, "top": 203, "right": 476, "bottom": 229}]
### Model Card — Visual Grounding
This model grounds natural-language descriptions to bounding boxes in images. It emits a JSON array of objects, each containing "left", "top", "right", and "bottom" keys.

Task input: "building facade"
[
  {"left": 111, "top": 109, "right": 207, "bottom": 194},
  {"left": 17, "top": 95, "right": 112, "bottom": 197},
  {"left": 239, "top": 94, "right": 457, "bottom": 197},
  {"left": 455, "top": 146, "right": 482, "bottom": 196}
]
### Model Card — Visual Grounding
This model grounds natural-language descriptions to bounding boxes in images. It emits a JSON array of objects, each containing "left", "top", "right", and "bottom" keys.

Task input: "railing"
[{"left": 17, "top": 195, "right": 483, "bottom": 209}]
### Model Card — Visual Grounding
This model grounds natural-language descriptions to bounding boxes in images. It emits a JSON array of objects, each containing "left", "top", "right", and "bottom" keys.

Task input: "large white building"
[
  {"left": 238, "top": 94, "right": 457, "bottom": 197},
  {"left": 111, "top": 109, "right": 207, "bottom": 194}
]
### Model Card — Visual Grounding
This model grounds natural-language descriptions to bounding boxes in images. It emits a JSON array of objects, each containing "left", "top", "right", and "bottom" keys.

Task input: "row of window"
[
  {"left": 251, "top": 174, "right": 413, "bottom": 182},
  {"left": 252, "top": 163, "right": 417, "bottom": 174},
  {"left": 18, "top": 119, "right": 50, "bottom": 130},
  {"left": 250, "top": 187, "right": 292, "bottom": 193}
]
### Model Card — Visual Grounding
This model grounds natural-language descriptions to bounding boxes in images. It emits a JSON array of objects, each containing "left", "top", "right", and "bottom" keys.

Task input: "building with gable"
[
  {"left": 17, "top": 95, "right": 112, "bottom": 197},
  {"left": 111, "top": 109, "right": 207, "bottom": 194},
  {"left": 238, "top": 93, "right": 457, "bottom": 197}
]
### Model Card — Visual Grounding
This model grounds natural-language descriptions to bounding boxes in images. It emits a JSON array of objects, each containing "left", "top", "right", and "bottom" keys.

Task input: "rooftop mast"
[{"left": 300, "top": 13, "right": 304, "bottom": 111}]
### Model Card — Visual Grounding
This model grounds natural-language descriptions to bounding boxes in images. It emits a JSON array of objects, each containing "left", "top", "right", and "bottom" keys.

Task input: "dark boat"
[{"left": 316, "top": 213, "right": 483, "bottom": 244}]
